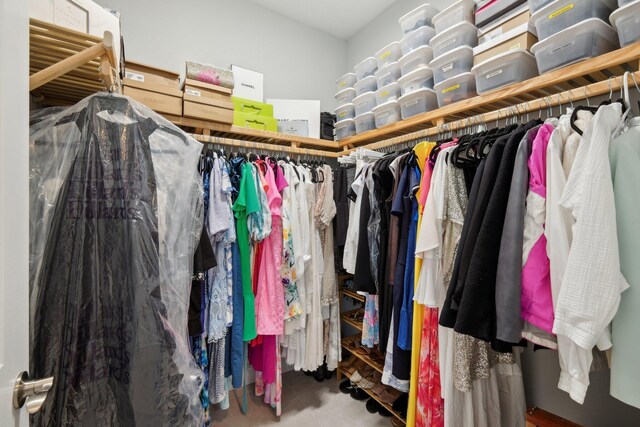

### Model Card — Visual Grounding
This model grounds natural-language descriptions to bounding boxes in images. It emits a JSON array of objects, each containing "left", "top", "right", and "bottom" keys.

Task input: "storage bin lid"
[
  {"left": 432, "top": 0, "right": 475, "bottom": 26},
  {"left": 354, "top": 75, "right": 378, "bottom": 91},
  {"left": 531, "top": 0, "right": 618, "bottom": 25},
  {"left": 375, "top": 62, "right": 401, "bottom": 80},
  {"left": 398, "top": 45, "right": 434, "bottom": 67},
  {"left": 335, "top": 118, "right": 355, "bottom": 128},
  {"left": 610, "top": 0, "right": 640, "bottom": 31},
  {"left": 376, "top": 41, "right": 401, "bottom": 59},
  {"left": 397, "top": 88, "right": 437, "bottom": 105},
  {"left": 353, "top": 91, "right": 376, "bottom": 104},
  {"left": 375, "top": 82, "right": 400, "bottom": 96},
  {"left": 433, "top": 71, "right": 475, "bottom": 91},
  {"left": 334, "top": 87, "right": 356, "bottom": 98},
  {"left": 399, "top": 3, "right": 441, "bottom": 24},
  {"left": 336, "top": 72, "right": 356, "bottom": 84},
  {"left": 372, "top": 100, "right": 400, "bottom": 114},
  {"left": 470, "top": 48, "right": 535, "bottom": 74},
  {"left": 354, "top": 56, "right": 377, "bottom": 69},
  {"left": 354, "top": 111, "right": 375, "bottom": 122},
  {"left": 398, "top": 66, "right": 434, "bottom": 85},
  {"left": 429, "top": 20, "right": 477, "bottom": 47},
  {"left": 429, "top": 45, "right": 474, "bottom": 68},
  {"left": 334, "top": 103, "right": 355, "bottom": 114},
  {"left": 530, "top": 18, "right": 618, "bottom": 55},
  {"left": 401, "top": 25, "right": 437, "bottom": 45}
]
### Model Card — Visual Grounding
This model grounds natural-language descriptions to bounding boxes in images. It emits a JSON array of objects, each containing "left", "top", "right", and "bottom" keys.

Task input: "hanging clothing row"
[
  {"left": 190, "top": 146, "right": 341, "bottom": 423},
  {"left": 335, "top": 75, "right": 640, "bottom": 426}
]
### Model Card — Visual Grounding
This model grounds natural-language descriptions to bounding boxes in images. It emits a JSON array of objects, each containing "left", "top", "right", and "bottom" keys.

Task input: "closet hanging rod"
[
  {"left": 341, "top": 71, "right": 640, "bottom": 155},
  {"left": 190, "top": 133, "right": 340, "bottom": 158}
]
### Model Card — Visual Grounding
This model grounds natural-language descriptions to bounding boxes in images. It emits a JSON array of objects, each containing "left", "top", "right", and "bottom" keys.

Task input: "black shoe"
[
  {"left": 392, "top": 393, "right": 409, "bottom": 418},
  {"left": 313, "top": 368, "right": 325, "bottom": 382},
  {"left": 339, "top": 380, "right": 353, "bottom": 394},
  {"left": 378, "top": 406, "right": 392, "bottom": 417},
  {"left": 366, "top": 398, "right": 380, "bottom": 413},
  {"left": 350, "top": 388, "right": 369, "bottom": 401}
]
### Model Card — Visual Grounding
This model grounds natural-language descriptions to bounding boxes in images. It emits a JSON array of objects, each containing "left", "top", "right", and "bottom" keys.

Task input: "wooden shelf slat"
[
  {"left": 341, "top": 288, "right": 365, "bottom": 303},
  {"left": 341, "top": 335, "right": 384, "bottom": 374},
  {"left": 338, "top": 42, "right": 640, "bottom": 148},
  {"left": 341, "top": 309, "right": 364, "bottom": 332}
]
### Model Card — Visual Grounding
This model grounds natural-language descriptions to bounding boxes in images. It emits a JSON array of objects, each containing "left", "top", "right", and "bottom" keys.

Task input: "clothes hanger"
[{"left": 570, "top": 87, "right": 598, "bottom": 135}]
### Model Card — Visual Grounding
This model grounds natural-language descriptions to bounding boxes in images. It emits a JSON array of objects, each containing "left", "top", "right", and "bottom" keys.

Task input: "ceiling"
[{"left": 249, "top": 0, "right": 398, "bottom": 40}]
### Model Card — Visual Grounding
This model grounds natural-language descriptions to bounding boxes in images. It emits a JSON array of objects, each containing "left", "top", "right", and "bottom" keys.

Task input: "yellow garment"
[{"left": 407, "top": 141, "right": 434, "bottom": 426}]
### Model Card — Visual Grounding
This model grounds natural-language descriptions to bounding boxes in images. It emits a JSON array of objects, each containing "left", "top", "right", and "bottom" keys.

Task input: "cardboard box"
[
  {"left": 182, "top": 79, "right": 234, "bottom": 123},
  {"left": 232, "top": 96, "right": 274, "bottom": 117},
  {"left": 29, "top": 0, "right": 122, "bottom": 68},
  {"left": 277, "top": 119, "right": 309, "bottom": 137},
  {"left": 234, "top": 111, "right": 277, "bottom": 132},
  {"left": 123, "top": 79, "right": 183, "bottom": 116},
  {"left": 267, "top": 99, "right": 321, "bottom": 139},
  {"left": 125, "top": 61, "right": 180, "bottom": 88},
  {"left": 478, "top": 6, "right": 531, "bottom": 45},
  {"left": 474, "top": 23, "right": 538, "bottom": 65},
  {"left": 231, "top": 65, "right": 264, "bottom": 102}
]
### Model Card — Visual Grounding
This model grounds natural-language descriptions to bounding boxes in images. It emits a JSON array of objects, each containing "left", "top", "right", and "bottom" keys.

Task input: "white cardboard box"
[
  {"left": 30, "top": 0, "right": 121, "bottom": 69},
  {"left": 277, "top": 119, "right": 309, "bottom": 137},
  {"left": 267, "top": 99, "right": 321, "bottom": 139},
  {"left": 231, "top": 65, "right": 264, "bottom": 102}
]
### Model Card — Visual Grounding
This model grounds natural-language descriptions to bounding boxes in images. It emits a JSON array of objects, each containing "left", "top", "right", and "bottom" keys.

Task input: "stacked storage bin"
[
  {"left": 610, "top": 0, "right": 640, "bottom": 48},
  {"left": 530, "top": 0, "right": 620, "bottom": 74},
  {"left": 371, "top": 39, "right": 404, "bottom": 127},
  {"left": 430, "top": 0, "right": 479, "bottom": 106},
  {"left": 395, "top": 4, "right": 440, "bottom": 120},
  {"left": 334, "top": 73, "right": 358, "bottom": 140},
  {"left": 471, "top": 3, "right": 539, "bottom": 94}
]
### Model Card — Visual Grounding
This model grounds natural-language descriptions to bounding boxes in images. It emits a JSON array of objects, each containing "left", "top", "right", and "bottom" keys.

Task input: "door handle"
[{"left": 13, "top": 371, "right": 53, "bottom": 414}]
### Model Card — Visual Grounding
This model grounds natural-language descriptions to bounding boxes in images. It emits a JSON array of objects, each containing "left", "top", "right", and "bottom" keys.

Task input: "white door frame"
[{"left": 0, "top": 0, "right": 30, "bottom": 424}]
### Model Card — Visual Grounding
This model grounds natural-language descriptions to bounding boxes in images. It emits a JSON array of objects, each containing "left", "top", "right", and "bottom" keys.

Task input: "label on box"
[
  {"left": 442, "top": 84, "right": 460, "bottom": 94},
  {"left": 479, "top": 27, "right": 503, "bottom": 45},
  {"left": 486, "top": 69, "right": 503, "bottom": 79},
  {"left": 338, "top": 81, "right": 347, "bottom": 87},
  {"left": 125, "top": 72, "right": 145, "bottom": 82},
  {"left": 442, "top": 63, "right": 454, "bottom": 73},
  {"left": 510, "top": 43, "right": 522, "bottom": 50},
  {"left": 406, "top": 99, "right": 419, "bottom": 108},
  {"left": 440, "top": 38, "right": 457, "bottom": 50},
  {"left": 380, "top": 90, "right": 390, "bottom": 97},
  {"left": 338, "top": 112, "right": 347, "bottom": 118},
  {"left": 551, "top": 40, "right": 575, "bottom": 54},
  {"left": 380, "top": 51, "right": 391, "bottom": 60},
  {"left": 185, "top": 88, "right": 202, "bottom": 97},
  {"left": 549, "top": 3, "right": 574, "bottom": 19}
]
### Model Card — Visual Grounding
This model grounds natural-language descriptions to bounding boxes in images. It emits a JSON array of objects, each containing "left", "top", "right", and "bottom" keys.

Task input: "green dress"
[{"left": 609, "top": 121, "right": 640, "bottom": 409}]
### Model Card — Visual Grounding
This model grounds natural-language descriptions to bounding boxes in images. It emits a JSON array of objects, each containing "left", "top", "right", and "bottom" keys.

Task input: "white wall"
[
  {"left": 346, "top": 0, "right": 452, "bottom": 70},
  {"left": 97, "top": 0, "right": 348, "bottom": 110}
]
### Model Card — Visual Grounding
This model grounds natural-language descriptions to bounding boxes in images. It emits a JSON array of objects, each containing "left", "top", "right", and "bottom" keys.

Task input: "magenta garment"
[
  {"left": 248, "top": 335, "right": 277, "bottom": 384},
  {"left": 521, "top": 123, "right": 555, "bottom": 333}
]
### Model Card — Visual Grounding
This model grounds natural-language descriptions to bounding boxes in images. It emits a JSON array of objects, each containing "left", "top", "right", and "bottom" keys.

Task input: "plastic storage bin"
[
  {"left": 376, "top": 41, "right": 402, "bottom": 69},
  {"left": 398, "top": 45, "right": 434, "bottom": 76},
  {"left": 434, "top": 72, "right": 477, "bottom": 106},
  {"left": 619, "top": 0, "right": 635, "bottom": 5},
  {"left": 334, "top": 119, "right": 355, "bottom": 140},
  {"left": 372, "top": 101, "right": 402, "bottom": 127},
  {"left": 610, "top": 0, "right": 640, "bottom": 47},
  {"left": 353, "top": 92, "right": 377, "bottom": 116},
  {"left": 430, "top": 21, "right": 478, "bottom": 58},
  {"left": 375, "top": 83, "right": 401, "bottom": 105},
  {"left": 354, "top": 57, "right": 379, "bottom": 81},
  {"left": 334, "top": 87, "right": 357, "bottom": 105},
  {"left": 354, "top": 75, "right": 378, "bottom": 97},
  {"left": 531, "top": 0, "right": 617, "bottom": 41},
  {"left": 398, "top": 67, "right": 435, "bottom": 95},
  {"left": 528, "top": 0, "right": 555, "bottom": 13},
  {"left": 398, "top": 88, "right": 439, "bottom": 119},
  {"left": 335, "top": 103, "right": 355, "bottom": 122},
  {"left": 354, "top": 112, "right": 376, "bottom": 134},
  {"left": 375, "top": 62, "right": 402, "bottom": 88},
  {"left": 399, "top": 3, "right": 440, "bottom": 34},
  {"left": 475, "top": 0, "right": 526, "bottom": 28},
  {"left": 471, "top": 49, "right": 539, "bottom": 94},
  {"left": 531, "top": 18, "right": 619, "bottom": 74},
  {"left": 401, "top": 26, "right": 437, "bottom": 55},
  {"left": 429, "top": 46, "right": 474, "bottom": 85},
  {"left": 336, "top": 73, "right": 356, "bottom": 92},
  {"left": 432, "top": 0, "right": 475, "bottom": 34}
]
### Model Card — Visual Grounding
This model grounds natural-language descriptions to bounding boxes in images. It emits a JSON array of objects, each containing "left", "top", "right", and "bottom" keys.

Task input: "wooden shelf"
[
  {"left": 338, "top": 42, "right": 640, "bottom": 149},
  {"left": 30, "top": 19, "right": 118, "bottom": 106},
  {"left": 341, "top": 335, "right": 384, "bottom": 374},
  {"left": 163, "top": 114, "right": 341, "bottom": 151},
  {"left": 338, "top": 366, "right": 406, "bottom": 425},
  {"left": 341, "top": 309, "right": 364, "bottom": 332},
  {"left": 341, "top": 288, "right": 365, "bottom": 303}
]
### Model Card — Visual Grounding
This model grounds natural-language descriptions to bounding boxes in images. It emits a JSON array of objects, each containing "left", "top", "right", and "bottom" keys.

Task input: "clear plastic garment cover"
[{"left": 29, "top": 93, "right": 205, "bottom": 425}]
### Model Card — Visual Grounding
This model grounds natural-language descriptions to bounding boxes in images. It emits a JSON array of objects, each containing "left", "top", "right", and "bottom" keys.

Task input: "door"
[{"left": 0, "top": 0, "right": 30, "bottom": 423}]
